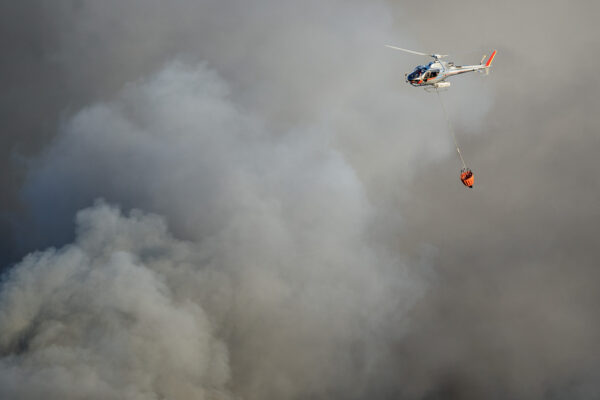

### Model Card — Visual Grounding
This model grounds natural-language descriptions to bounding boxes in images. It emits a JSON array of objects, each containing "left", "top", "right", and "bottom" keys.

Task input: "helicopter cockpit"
[
  {"left": 407, "top": 62, "right": 441, "bottom": 85},
  {"left": 407, "top": 65, "right": 427, "bottom": 82}
]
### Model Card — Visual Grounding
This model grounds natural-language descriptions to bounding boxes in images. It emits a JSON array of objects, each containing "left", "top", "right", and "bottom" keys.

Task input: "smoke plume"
[
  {"left": 0, "top": 202, "right": 230, "bottom": 399},
  {"left": 9, "top": 60, "right": 421, "bottom": 398},
  {"left": 2, "top": 0, "right": 600, "bottom": 399}
]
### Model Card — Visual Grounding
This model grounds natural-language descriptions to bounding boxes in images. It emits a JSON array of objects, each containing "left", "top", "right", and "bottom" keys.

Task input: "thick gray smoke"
[
  {"left": 0, "top": 202, "right": 230, "bottom": 399},
  {"left": 9, "top": 59, "right": 423, "bottom": 398},
  {"left": 2, "top": 0, "right": 600, "bottom": 399}
]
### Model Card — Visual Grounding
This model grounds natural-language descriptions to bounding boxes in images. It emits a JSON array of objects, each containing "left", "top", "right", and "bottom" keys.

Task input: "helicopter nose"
[{"left": 407, "top": 73, "right": 420, "bottom": 83}]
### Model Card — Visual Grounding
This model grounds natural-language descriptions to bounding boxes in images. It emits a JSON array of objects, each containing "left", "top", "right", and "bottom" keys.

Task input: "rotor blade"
[
  {"left": 385, "top": 45, "right": 430, "bottom": 56},
  {"left": 385, "top": 45, "right": 447, "bottom": 58}
]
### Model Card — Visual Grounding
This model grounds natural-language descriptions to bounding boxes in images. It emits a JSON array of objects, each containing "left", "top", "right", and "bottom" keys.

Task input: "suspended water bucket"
[{"left": 460, "top": 168, "right": 474, "bottom": 188}]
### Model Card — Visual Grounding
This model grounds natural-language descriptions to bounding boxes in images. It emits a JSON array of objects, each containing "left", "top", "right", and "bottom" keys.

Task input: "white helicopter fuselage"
[
  {"left": 386, "top": 45, "right": 497, "bottom": 89},
  {"left": 406, "top": 58, "right": 493, "bottom": 88}
]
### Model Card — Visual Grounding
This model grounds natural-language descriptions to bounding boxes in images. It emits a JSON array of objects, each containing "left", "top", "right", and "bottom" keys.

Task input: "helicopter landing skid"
[{"left": 424, "top": 86, "right": 448, "bottom": 93}]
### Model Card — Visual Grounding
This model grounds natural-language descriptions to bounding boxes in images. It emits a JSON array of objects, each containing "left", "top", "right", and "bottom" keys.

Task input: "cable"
[{"left": 436, "top": 89, "right": 467, "bottom": 169}]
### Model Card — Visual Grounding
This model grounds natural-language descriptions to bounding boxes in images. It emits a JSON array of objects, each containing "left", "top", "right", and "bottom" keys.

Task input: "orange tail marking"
[{"left": 485, "top": 50, "right": 497, "bottom": 67}]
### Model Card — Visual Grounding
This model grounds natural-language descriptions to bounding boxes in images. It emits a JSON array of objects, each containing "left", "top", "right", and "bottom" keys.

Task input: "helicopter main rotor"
[{"left": 385, "top": 45, "right": 448, "bottom": 60}]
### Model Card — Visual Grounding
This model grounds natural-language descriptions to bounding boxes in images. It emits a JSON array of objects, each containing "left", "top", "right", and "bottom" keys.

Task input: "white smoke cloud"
[
  {"left": 12, "top": 61, "right": 424, "bottom": 398},
  {"left": 3, "top": 0, "right": 600, "bottom": 398},
  {"left": 0, "top": 201, "right": 230, "bottom": 400},
  {"left": 2, "top": 0, "right": 501, "bottom": 395}
]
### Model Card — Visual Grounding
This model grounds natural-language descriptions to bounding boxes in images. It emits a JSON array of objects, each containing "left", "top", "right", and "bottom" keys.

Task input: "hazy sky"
[{"left": 1, "top": 1, "right": 599, "bottom": 399}]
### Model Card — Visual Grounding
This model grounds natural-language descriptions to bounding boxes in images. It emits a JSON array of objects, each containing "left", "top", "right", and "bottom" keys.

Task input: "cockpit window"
[{"left": 408, "top": 65, "right": 429, "bottom": 81}]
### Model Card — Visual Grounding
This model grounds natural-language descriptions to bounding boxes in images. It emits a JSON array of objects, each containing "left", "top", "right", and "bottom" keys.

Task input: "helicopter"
[{"left": 385, "top": 45, "right": 496, "bottom": 89}]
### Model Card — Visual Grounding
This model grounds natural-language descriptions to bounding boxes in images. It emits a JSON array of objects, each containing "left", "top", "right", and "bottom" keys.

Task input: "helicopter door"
[{"left": 423, "top": 70, "right": 439, "bottom": 80}]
